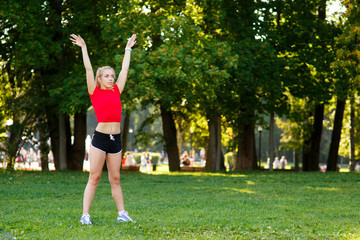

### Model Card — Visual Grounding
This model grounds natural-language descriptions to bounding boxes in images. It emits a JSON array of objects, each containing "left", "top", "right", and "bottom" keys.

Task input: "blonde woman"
[{"left": 70, "top": 33, "right": 136, "bottom": 225}]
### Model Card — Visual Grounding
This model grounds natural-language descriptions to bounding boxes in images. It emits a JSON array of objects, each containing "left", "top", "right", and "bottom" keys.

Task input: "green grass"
[{"left": 0, "top": 170, "right": 359, "bottom": 239}]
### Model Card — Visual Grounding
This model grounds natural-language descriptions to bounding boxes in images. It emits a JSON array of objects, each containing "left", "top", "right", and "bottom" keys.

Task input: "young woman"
[{"left": 70, "top": 33, "right": 137, "bottom": 225}]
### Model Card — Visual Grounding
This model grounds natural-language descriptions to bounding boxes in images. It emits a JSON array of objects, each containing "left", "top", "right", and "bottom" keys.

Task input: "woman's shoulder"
[{"left": 89, "top": 85, "right": 99, "bottom": 96}]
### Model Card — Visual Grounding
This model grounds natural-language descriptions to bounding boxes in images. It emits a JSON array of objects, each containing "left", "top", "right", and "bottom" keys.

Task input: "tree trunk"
[
  {"left": 176, "top": 122, "right": 183, "bottom": 158},
  {"left": 5, "top": 119, "right": 22, "bottom": 171},
  {"left": 120, "top": 111, "right": 130, "bottom": 171},
  {"left": 294, "top": 149, "right": 300, "bottom": 171},
  {"left": 349, "top": 96, "right": 356, "bottom": 171},
  {"left": 310, "top": 103, "right": 324, "bottom": 171},
  {"left": 67, "top": 110, "right": 87, "bottom": 170},
  {"left": 46, "top": 110, "right": 60, "bottom": 170},
  {"left": 121, "top": 111, "right": 131, "bottom": 154},
  {"left": 38, "top": 115, "right": 49, "bottom": 171},
  {"left": 236, "top": 120, "right": 256, "bottom": 170},
  {"left": 206, "top": 114, "right": 224, "bottom": 171},
  {"left": 303, "top": 104, "right": 324, "bottom": 171},
  {"left": 269, "top": 112, "right": 274, "bottom": 171},
  {"left": 217, "top": 117, "right": 226, "bottom": 171},
  {"left": 160, "top": 105, "right": 180, "bottom": 171},
  {"left": 327, "top": 99, "right": 346, "bottom": 171},
  {"left": 59, "top": 113, "right": 68, "bottom": 170},
  {"left": 302, "top": 137, "right": 310, "bottom": 171},
  {"left": 39, "top": 128, "right": 49, "bottom": 171},
  {"left": 44, "top": 0, "right": 64, "bottom": 171},
  {"left": 253, "top": 133, "right": 258, "bottom": 170},
  {"left": 206, "top": 117, "right": 215, "bottom": 171}
]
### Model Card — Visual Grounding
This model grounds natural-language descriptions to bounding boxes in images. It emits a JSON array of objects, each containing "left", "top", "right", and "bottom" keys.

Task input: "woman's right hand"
[{"left": 70, "top": 34, "right": 86, "bottom": 48}]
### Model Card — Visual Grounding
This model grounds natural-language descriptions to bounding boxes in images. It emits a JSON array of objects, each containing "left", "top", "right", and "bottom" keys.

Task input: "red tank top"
[{"left": 89, "top": 84, "right": 122, "bottom": 123}]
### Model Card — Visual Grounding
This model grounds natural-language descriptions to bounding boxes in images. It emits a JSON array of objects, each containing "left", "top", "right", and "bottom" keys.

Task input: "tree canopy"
[{"left": 1, "top": 0, "right": 359, "bottom": 172}]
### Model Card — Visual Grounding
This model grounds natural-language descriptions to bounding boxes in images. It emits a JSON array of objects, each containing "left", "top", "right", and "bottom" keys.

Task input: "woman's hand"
[
  {"left": 126, "top": 34, "right": 137, "bottom": 49},
  {"left": 70, "top": 34, "right": 86, "bottom": 48},
  {"left": 70, "top": 33, "right": 94, "bottom": 93}
]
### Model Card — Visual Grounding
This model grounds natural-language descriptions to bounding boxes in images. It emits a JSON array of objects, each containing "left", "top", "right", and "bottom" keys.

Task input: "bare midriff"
[{"left": 96, "top": 122, "right": 121, "bottom": 134}]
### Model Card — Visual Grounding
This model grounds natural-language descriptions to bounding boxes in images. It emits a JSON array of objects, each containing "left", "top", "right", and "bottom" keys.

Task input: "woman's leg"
[
  {"left": 106, "top": 152, "right": 124, "bottom": 212},
  {"left": 83, "top": 146, "right": 106, "bottom": 214}
]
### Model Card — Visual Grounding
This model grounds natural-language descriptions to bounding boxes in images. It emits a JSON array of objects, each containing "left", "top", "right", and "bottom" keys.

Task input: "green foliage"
[
  {"left": 151, "top": 153, "right": 161, "bottom": 164},
  {"left": 329, "top": 0, "right": 360, "bottom": 159},
  {"left": 272, "top": 1, "right": 339, "bottom": 103},
  {"left": 132, "top": 152, "right": 142, "bottom": 164},
  {"left": 129, "top": 105, "right": 164, "bottom": 152},
  {"left": 0, "top": 171, "right": 360, "bottom": 239},
  {"left": 0, "top": 0, "right": 140, "bottom": 169},
  {"left": 261, "top": 0, "right": 342, "bottom": 159},
  {"left": 1, "top": 0, "right": 360, "bottom": 170}
]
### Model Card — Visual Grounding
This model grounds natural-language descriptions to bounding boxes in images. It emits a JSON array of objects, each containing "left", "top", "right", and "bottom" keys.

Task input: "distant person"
[
  {"left": 122, "top": 154, "right": 127, "bottom": 165},
  {"left": 280, "top": 156, "right": 288, "bottom": 169},
  {"left": 141, "top": 152, "right": 147, "bottom": 171},
  {"left": 146, "top": 152, "right": 152, "bottom": 164},
  {"left": 200, "top": 148, "right": 205, "bottom": 159},
  {"left": 71, "top": 33, "right": 136, "bottom": 225},
  {"left": 160, "top": 150, "right": 167, "bottom": 163},
  {"left": 125, "top": 152, "right": 136, "bottom": 166},
  {"left": 182, "top": 154, "right": 190, "bottom": 166},
  {"left": 320, "top": 163, "right": 327, "bottom": 172},
  {"left": 355, "top": 162, "right": 360, "bottom": 172},
  {"left": 146, "top": 152, "right": 152, "bottom": 172},
  {"left": 200, "top": 148, "right": 206, "bottom": 167},
  {"left": 273, "top": 157, "right": 280, "bottom": 169}
]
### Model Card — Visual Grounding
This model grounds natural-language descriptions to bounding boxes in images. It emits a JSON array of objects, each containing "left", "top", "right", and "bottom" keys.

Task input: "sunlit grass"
[{"left": 0, "top": 170, "right": 359, "bottom": 239}]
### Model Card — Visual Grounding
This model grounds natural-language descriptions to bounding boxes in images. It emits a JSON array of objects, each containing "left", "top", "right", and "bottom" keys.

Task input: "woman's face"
[{"left": 99, "top": 69, "right": 115, "bottom": 89}]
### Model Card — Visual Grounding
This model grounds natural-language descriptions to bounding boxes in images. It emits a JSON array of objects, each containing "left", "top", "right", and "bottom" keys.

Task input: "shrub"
[
  {"left": 132, "top": 153, "right": 142, "bottom": 164},
  {"left": 151, "top": 153, "right": 160, "bottom": 164}
]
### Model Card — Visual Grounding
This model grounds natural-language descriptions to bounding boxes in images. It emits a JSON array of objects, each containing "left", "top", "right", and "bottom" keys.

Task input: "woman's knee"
[
  {"left": 109, "top": 174, "right": 120, "bottom": 185},
  {"left": 88, "top": 173, "right": 102, "bottom": 186}
]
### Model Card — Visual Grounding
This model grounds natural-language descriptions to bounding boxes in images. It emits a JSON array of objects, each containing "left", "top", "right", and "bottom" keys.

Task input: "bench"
[
  {"left": 181, "top": 166, "right": 206, "bottom": 172},
  {"left": 260, "top": 167, "right": 300, "bottom": 171},
  {"left": 121, "top": 165, "right": 140, "bottom": 171}
]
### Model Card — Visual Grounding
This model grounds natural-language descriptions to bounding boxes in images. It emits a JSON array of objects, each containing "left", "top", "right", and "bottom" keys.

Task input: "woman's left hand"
[
  {"left": 126, "top": 34, "right": 137, "bottom": 49},
  {"left": 70, "top": 34, "right": 86, "bottom": 48}
]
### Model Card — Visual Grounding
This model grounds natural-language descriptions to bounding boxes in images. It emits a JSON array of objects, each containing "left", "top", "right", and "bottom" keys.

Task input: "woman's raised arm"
[
  {"left": 116, "top": 34, "right": 137, "bottom": 93},
  {"left": 70, "top": 34, "right": 96, "bottom": 94}
]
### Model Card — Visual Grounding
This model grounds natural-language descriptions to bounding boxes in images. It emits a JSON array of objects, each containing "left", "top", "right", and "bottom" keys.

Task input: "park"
[{"left": 1, "top": 0, "right": 360, "bottom": 239}]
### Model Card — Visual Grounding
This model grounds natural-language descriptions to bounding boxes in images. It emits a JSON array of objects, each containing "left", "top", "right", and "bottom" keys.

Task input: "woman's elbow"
[{"left": 120, "top": 68, "right": 129, "bottom": 74}]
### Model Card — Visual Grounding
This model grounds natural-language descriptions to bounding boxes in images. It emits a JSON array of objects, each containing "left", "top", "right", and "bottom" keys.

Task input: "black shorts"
[{"left": 91, "top": 131, "right": 122, "bottom": 154}]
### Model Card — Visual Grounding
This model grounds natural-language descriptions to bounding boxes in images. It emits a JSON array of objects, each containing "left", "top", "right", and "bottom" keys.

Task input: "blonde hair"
[{"left": 95, "top": 66, "right": 116, "bottom": 88}]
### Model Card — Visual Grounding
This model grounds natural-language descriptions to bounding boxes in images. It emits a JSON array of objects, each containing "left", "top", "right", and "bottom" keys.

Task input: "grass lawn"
[{"left": 0, "top": 169, "right": 359, "bottom": 239}]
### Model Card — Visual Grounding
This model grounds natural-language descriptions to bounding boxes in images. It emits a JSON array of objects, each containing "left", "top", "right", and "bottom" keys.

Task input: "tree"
[
  {"left": 0, "top": 0, "right": 136, "bottom": 171},
  {"left": 265, "top": 0, "right": 339, "bottom": 171},
  {"left": 220, "top": 0, "right": 289, "bottom": 170},
  {"left": 124, "top": 0, "right": 199, "bottom": 171},
  {"left": 0, "top": 0, "right": 51, "bottom": 169},
  {"left": 328, "top": 0, "right": 360, "bottom": 171}
]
